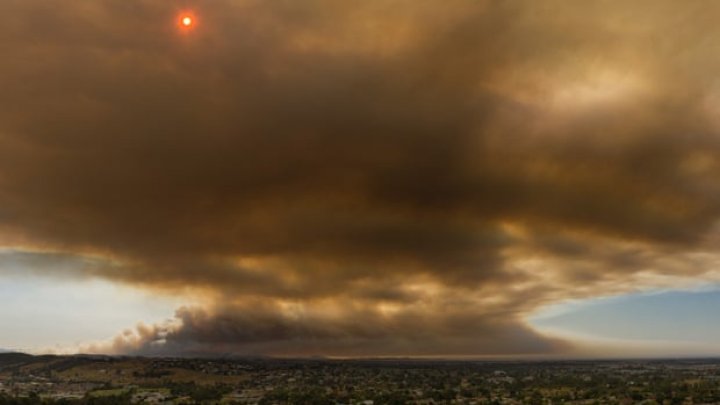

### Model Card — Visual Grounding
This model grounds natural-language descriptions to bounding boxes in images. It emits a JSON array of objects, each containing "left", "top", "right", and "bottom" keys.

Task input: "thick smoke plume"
[{"left": 2, "top": 0, "right": 720, "bottom": 356}]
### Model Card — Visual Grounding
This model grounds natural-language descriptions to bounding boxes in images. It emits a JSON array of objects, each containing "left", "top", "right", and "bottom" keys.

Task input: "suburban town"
[{"left": 2, "top": 353, "right": 720, "bottom": 404}]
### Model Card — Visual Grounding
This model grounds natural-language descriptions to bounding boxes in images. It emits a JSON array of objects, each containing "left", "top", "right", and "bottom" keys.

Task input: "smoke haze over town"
[{"left": 2, "top": 0, "right": 720, "bottom": 359}]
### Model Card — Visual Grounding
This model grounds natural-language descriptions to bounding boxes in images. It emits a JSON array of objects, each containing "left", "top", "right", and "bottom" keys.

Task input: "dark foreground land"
[{"left": 1, "top": 353, "right": 720, "bottom": 404}]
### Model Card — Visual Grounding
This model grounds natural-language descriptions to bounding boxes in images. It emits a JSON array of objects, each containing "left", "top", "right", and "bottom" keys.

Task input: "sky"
[{"left": 2, "top": 0, "right": 720, "bottom": 358}]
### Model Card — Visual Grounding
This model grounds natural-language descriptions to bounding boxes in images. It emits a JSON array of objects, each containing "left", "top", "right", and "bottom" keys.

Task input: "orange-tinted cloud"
[{"left": 2, "top": 0, "right": 720, "bottom": 356}]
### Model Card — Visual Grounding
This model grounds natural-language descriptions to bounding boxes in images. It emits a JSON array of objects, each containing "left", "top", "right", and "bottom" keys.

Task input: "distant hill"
[{"left": 0, "top": 352, "right": 35, "bottom": 369}]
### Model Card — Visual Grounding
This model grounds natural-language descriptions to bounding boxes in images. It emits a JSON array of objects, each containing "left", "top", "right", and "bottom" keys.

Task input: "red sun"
[{"left": 178, "top": 13, "right": 196, "bottom": 30}]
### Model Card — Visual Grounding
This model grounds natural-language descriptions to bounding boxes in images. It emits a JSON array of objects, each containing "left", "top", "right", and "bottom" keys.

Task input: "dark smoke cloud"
[
  {"left": 98, "top": 303, "right": 566, "bottom": 357},
  {"left": 2, "top": 0, "right": 720, "bottom": 355}
]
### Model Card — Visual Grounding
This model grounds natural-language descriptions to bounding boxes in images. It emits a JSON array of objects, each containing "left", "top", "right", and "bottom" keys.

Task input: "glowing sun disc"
[{"left": 181, "top": 16, "right": 193, "bottom": 27}]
